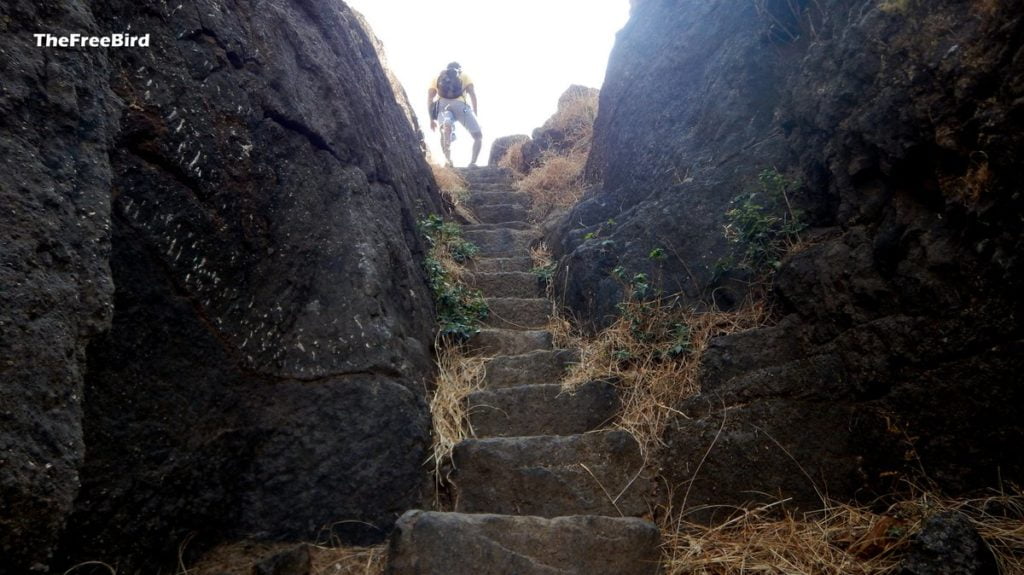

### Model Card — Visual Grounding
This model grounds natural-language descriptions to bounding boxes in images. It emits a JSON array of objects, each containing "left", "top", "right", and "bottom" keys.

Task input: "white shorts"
[{"left": 436, "top": 98, "right": 481, "bottom": 135}]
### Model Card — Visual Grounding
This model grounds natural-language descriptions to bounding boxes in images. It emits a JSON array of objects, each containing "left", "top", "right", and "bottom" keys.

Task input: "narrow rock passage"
[{"left": 387, "top": 167, "right": 661, "bottom": 575}]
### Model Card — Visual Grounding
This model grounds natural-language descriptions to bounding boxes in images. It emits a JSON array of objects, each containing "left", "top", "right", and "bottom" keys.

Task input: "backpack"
[{"left": 437, "top": 68, "right": 463, "bottom": 99}]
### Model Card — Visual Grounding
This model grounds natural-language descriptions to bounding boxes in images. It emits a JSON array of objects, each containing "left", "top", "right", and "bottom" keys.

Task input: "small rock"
[{"left": 901, "top": 512, "right": 997, "bottom": 575}]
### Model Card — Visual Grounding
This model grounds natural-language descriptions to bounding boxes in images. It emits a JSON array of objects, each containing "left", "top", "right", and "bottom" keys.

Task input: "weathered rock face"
[
  {"left": 2, "top": 0, "right": 443, "bottom": 573},
  {"left": 487, "top": 134, "right": 528, "bottom": 167},
  {"left": 350, "top": 7, "right": 424, "bottom": 147},
  {"left": 554, "top": 2, "right": 795, "bottom": 324},
  {"left": 0, "top": 2, "right": 116, "bottom": 572},
  {"left": 553, "top": 0, "right": 1024, "bottom": 513}
]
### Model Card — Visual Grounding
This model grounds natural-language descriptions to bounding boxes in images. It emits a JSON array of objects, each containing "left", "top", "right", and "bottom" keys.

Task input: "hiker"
[{"left": 427, "top": 61, "right": 482, "bottom": 167}]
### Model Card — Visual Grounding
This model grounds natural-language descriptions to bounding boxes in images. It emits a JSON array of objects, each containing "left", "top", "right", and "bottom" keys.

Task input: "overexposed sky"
[{"left": 344, "top": 0, "right": 631, "bottom": 166}]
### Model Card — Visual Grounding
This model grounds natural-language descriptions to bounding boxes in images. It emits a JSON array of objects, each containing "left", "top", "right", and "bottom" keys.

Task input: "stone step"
[
  {"left": 465, "top": 191, "right": 531, "bottom": 208},
  {"left": 465, "top": 179, "right": 515, "bottom": 189},
  {"left": 458, "top": 171, "right": 515, "bottom": 186},
  {"left": 469, "top": 256, "right": 533, "bottom": 273},
  {"left": 467, "top": 183, "right": 519, "bottom": 194},
  {"left": 483, "top": 349, "right": 579, "bottom": 389},
  {"left": 484, "top": 298, "right": 550, "bottom": 329},
  {"left": 452, "top": 431, "right": 653, "bottom": 517},
  {"left": 388, "top": 511, "right": 661, "bottom": 575},
  {"left": 474, "top": 203, "right": 531, "bottom": 224},
  {"left": 462, "top": 227, "right": 534, "bottom": 257},
  {"left": 463, "top": 221, "right": 533, "bottom": 232},
  {"left": 467, "top": 381, "right": 620, "bottom": 437},
  {"left": 469, "top": 271, "right": 542, "bottom": 298},
  {"left": 468, "top": 329, "right": 553, "bottom": 356}
]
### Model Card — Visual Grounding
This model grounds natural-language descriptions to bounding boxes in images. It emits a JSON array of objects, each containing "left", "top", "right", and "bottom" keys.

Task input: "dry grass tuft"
[
  {"left": 426, "top": 341, "right": 486, "bottom": 494},
  {"left": 662, "top": 501, "right": 905, "bottom": 575},
  {"left": 430, "top": 164, "right": 477, "bottom": 222},
  {"left": 544, "top": 89, "right": 599, "bottom": 155},
  {"left": 498, "top": 139, "right": 528, "bottom": 175},
  {"left": 502, "top": 88, "right": 598, "bottom": 221},
  {"left": 562, "top": 295, "right": 769, "bottom": 457},
  {"left": 659, "top": 489, "right": 1024, "bottom": 574},
  {"left": 517, "top": 151, "right": 587, "bottom": 221},
  {"left": 529, "top": 242, "right": 556, "bottom": 300},
  {"left": 181, "top": 541, "right": 386, "bottom": 575},
  {"left": 431, "top": 163, "right": 468, "bottom": 202},
  {"left": 312, "top": 544, "right": 387, "bottom": 575},
  {"left": 529, "top": 242, "right": 553, "bottom": 271}
]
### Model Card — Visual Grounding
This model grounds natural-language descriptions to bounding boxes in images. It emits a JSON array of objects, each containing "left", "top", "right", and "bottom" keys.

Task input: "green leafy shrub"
[
  {"left": 419, "top": 214, "right": 479, "bottom": 262},
  {"left": 719, "top": 168, "right": 805, "bottom": 279},
  {"left": 419, "top": 215, "right": 488, "bottom": 340},
  {"left": 531, "top": 262, "right": 555, "bottom": 283}
]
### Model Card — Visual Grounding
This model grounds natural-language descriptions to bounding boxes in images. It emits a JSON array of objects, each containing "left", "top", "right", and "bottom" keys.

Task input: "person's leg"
[
  {"left": 470, "top": 131, "right": 482, "bottom": 167},
  {"left": 440, "top": 106, "right": 454, "bottom": 166},
  {"left": 455, "top": 102, "right": 483, "bottom": 167}
]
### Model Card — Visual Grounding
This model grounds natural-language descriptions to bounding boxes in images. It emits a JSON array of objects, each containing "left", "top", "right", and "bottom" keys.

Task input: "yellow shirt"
[{"left": 431, "top": 71, "right": 473, "bottom": 102}]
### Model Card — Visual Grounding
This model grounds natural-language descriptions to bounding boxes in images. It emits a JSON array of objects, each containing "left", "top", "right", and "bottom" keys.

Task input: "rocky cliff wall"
[
  {"left": 552, "top": 0, "right": 1023, "bottom": 513},
  {"left": 2, "top": 0, "right": 444, "bottom": 572},
  {"left": 0, "top": 2, "right": 117, "bottom": 572}
]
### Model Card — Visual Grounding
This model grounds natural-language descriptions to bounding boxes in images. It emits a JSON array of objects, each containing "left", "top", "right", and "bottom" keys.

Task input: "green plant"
[
  {"left": 719, "top": 168, "right": 805, "bottom": 279},
  {"left": 419, "top": 215, "right": 488, "bottom": 340},
  {"left": 419, "top": 214, "right": 479, "bottom": 262},
  {"left": 648, "top": 247, "right": 666, "bottom": 261},
  {"left": 581, "top": 218, "right": 616, "bottom": 241},
  {"left": 531, "top": 263, "right": 555, "bottom": 283}
]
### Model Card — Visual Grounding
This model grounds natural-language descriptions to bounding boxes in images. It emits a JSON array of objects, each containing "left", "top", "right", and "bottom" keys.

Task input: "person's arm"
[
  {"left": 427, "top": 87, "right": 438, "bottom": 130},
  {"left": 465, "top": 84, "right": 478, "bottom": 115}
]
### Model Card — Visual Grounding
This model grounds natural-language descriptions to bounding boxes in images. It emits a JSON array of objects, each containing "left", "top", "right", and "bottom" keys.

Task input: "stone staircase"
[{"left": 387, "top": 167, "right": 661, "bottom": 574}]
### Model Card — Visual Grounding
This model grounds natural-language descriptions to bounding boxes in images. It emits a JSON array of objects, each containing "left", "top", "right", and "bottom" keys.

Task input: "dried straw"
[
  {"left": 658, "top": 488, "right": 1024, "bottom": 574},
  {"left": 426, "top": 341, "right": 486, "bottom": 493},
  {"left": 562, "top": 295, "right": 768, "bottom": 457}
]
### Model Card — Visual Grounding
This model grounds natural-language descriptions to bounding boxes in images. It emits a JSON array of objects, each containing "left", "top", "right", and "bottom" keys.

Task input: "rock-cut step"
[
  {"left": 452, "top": 430, "right": 652, "bottom": 518},
  {"left": 484, "top": 298, "right": 550, "bottom": 329},
  {"left": 473, "top": 203, "right": 531, "bottom": 225},
  {"left": 463, "top": 221, "right": 533, "bottom": 232},
  {"left": 456, "top": 166, "right": 514, "bottom": 184},
  {"left": 483, "top": 348, "right": 579, "bottom": 389},
  {"left": 469, "top": 256, "right": 533, "bottom": 273},
  {"left": 468, "top": 271, "right": 541, "bottom": 298},
  {"left": 469, "top": 328, "right": 552, "bottom": 356},
  {"left": 467, "top": 380, "right": 620, "bottom": 437},
  {"left": 465, "top": 190, "right": 532, "bottom": 209},
  {"left": 387, "top": 511, "right": 661, "bottom": 575},
  {"left": 462, "top": 227, "right": 535, "bottom": 257}
]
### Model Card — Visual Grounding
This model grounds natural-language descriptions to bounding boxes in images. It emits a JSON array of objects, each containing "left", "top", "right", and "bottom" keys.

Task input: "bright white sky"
[{"left": 344, "top": 0, "right": 631, "bottom": 166}]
